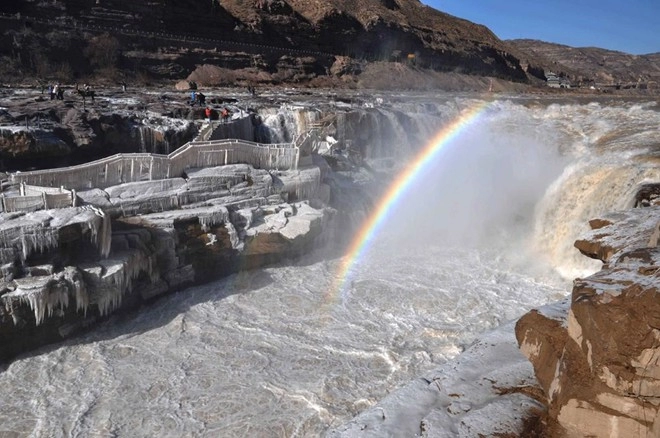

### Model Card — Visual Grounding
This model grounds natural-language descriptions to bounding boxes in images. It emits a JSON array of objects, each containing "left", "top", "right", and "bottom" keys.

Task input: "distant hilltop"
[
  {"left": 508, "top": 39, "right": 660, "bottom": 89},
  {"left": 0, "top": 0, "right": 655, "bottom": 91}
]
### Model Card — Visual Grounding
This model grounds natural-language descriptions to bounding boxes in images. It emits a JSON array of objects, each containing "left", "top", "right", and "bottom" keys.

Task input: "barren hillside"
[
  {"left": 0, "top": 0, "right": 534, "bottom": 88},
  {"left": 509, "top": 39, "right": 660, "bottom": 86}
]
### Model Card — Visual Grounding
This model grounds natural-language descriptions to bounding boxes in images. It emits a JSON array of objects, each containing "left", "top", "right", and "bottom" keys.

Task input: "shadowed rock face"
[
  {"left": 0, "top": 0, "right": 530, "bottom": 86},
  {"left": 516, "top": 202, "right": 660, "bottom": 437}
]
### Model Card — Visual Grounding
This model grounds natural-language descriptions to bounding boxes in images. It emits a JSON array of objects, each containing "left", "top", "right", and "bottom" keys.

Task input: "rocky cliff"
[
  {"left": 516, "top": 186, "right": 660, "bottom": 436},
  {"left": 0, "top": 0, "right": 532, "bottom": 88},
  {"left": 508, "top": 39, "right": 660, "bottom": 88}
]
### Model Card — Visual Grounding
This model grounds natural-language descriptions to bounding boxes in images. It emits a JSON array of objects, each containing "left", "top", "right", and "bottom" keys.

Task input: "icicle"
[
  {"left": 199, "top": 208, "right": 230, "bottom": 232},
  {"left": 63, "top": 266, "right": 89, "bottom": 317},
  {"left": 225, "top": 222, "right": 242, "bottom": 250},
  {"left": 19, "top": 228, "right": 59, "bottom": 261},
  {"left": 1, "top": 267, "right": 90, "bottom": 325},
  {"left": 9, "top": 277, "right": 68, "bottom": 325},
  {"left": 83, "top": 206, "right": 112, "bottom": 257},
  {"left": 96, "top": 285, "right": 123, "bottom": 317},
  {"left": 93, "top": 246, "right": 158, "bottom": 317}
]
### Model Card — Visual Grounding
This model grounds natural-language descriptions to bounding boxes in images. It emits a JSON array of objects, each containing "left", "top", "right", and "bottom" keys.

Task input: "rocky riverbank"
[{"left": 515, "top": 186, "right": 660, "bottom": 436}]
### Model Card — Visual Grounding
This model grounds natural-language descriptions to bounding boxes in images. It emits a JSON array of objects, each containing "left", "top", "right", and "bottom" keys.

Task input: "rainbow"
[{"left": 328, "top": 99, "right": 493, "bottom": 304}]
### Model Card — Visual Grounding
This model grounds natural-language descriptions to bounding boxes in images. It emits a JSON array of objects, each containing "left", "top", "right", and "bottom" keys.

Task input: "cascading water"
[
  {"left": 0, "top": 95, "right": 658, "bottom": 437},
  {"left": 258, "top": 106, "right": 322, "bottom": 144}
]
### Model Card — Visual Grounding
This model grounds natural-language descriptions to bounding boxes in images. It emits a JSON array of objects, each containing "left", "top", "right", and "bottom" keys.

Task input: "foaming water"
[{"left": 1, "top": 97, "right": 659, "bottom": 437}]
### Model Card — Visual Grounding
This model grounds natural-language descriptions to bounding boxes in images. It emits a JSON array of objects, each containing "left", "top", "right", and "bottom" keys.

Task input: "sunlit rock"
[{"left": 517, "top": 205, "right": 660, "bottom": 437}]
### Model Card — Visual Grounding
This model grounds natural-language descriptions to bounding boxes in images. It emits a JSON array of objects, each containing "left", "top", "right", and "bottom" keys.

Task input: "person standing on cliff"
[
  {"left": 84, "top": 84, "right": 95, "bottom": 102},
  {"left": 197, "top": 92, "right": 206, "bottom": 106}
]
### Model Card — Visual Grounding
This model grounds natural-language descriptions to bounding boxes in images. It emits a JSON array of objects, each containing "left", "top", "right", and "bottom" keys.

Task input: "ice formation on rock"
[
  {"left": 1, "top": 267, "right": 87, "bottom": 325},
  {"left": 198, "top": 207, "right": 230, "bottom": 232},
  {"left": 272, "top": 167, "right": 321, "bottom": 201},
  {"left": 82, "top": 206, "right": 112, "bottom": 257},
  {"left": 0, "top": 207, "right": 111, "bottom": 266},
  {"left": 87, "top": 246, "right": 158, "bottom": 317},
  {"left": 20, "top": 227, "right": 59, "bottom": 261}
]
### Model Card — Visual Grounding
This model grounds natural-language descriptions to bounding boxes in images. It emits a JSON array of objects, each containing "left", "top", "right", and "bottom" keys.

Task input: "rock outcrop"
[
  {"left": 516, "top": 202, "right": 660, "bottom": 437},
  {"left": 0, "top": 90, "right": 198, "bottom": 170},
  {"left": 0, "top": 163, "right": 331, "bottom": 362}
]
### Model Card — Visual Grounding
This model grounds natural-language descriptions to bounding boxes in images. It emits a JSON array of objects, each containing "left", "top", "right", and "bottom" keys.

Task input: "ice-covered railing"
[
  {"left": 9, "top": 138, "right": 300, "bottom": 191},
  {"left": 194, "top": 121, "right": 217, "bottom": 142},
  {"left": 1, "top": 184, "right": 76, "bottom": 213}
]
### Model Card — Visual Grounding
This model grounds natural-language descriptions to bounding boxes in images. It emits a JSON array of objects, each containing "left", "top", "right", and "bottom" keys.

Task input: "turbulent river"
[{"left": 1, "top": 94, "right": 659, "bottom": 437}]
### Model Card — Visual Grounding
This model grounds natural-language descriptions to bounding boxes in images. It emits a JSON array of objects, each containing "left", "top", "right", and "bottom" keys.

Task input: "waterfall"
[
  {"left": 534, "top": 157, "right": 660, "bottom": 279},
  {"left": 532, "top": 101, "right": 660, "bottom": 279},
  {"left": 259, "top": 106, "right": 321, "bottom": 144},
  {"left": 136, "top": 126, "right": 168, "bottom": 154}
]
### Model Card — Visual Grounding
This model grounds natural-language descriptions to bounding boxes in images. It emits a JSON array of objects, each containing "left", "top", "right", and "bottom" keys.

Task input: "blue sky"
[{"left": 422, "top": 0, "right": 659, "bottom": 55}]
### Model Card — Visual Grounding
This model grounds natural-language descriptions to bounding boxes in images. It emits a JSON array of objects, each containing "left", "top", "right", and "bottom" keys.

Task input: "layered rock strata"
[
  {"left": 516, "top": 204, "right": 660, "bottom": 437},
  {"left": 0, "top": 163, "right": 330, "bottom": 362}
]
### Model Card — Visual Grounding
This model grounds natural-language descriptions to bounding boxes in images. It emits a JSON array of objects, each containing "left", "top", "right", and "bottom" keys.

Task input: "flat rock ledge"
[
  {"left": 0, "top": 164, "right": 331, "bottom": 362},
  {"left": 516, "top": 205, "right": 660, "bottom": 437}
]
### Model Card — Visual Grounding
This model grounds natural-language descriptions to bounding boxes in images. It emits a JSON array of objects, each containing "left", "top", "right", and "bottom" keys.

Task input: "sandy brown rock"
[{"left": 517, "top": 205, "right": 660, "bottom": 437}]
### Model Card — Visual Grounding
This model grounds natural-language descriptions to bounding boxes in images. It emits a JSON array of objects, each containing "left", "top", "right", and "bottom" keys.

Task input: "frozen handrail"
[
  {"left": 8, "top": 138, "right": 301, "bottom": 191},
  {"left": 0, "top": 184, "right": 76, "bottom": 212}
]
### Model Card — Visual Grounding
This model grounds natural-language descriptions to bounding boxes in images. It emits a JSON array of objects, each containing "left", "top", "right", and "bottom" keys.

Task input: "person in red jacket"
[
  {"left": 221, "top": 107, "right": 230, "bottom": 123},
  {"left": 205, "top": 107, "right": 212, "bottom": 121}
]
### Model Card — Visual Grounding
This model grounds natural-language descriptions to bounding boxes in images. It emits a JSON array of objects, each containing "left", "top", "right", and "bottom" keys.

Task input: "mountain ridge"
[
  {"left": 0, "top": 1, "right": 656, "bottom": 91},
  {"left": 0, "top": 0, "right": 531, "bottom": 88},
  {"left": 507, "top": 38, "right": 660, "bottom": 86}
]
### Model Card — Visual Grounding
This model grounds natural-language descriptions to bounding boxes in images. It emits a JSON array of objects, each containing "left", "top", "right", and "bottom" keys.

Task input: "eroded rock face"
[{"left": 516, "top": 206, "right": 660, "bottom": 437}]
